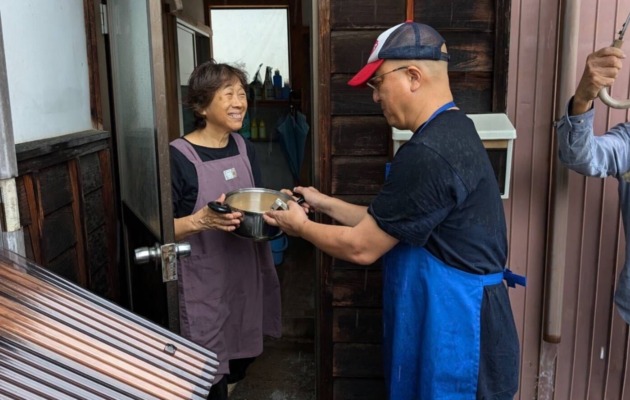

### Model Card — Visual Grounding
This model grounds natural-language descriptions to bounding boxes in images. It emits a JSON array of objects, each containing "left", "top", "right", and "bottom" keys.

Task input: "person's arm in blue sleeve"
[{"left": 556, "top": 46, "right": 630, "bottom": 178}]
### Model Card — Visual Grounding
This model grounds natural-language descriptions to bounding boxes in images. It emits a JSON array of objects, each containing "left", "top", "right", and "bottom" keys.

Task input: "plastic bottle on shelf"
[
  {"left": 273, "top": 69, "right": 283, "bottom": 99},
  {"left": 250, "top": 118, "right": 259, "bottom": 140},
  {"left": 250, "top": 64, "right": 263, "bottom": 101},
  {"left": 263, "top": 66, "right": 274, "bottom": 100},
  {"left": 259, "top": 120, "right": 267, "bottom": 140},
  {"left": 240, "top": 110, "right": 251, "bottom": 139},
  {"left": 282, "top": 81, "right": 291, "bottom": 100}
]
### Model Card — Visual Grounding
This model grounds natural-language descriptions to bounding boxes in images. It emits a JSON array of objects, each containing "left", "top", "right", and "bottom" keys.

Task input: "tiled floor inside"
[{"left": 228, "top": 338, "right": 316, "bottom": 400}]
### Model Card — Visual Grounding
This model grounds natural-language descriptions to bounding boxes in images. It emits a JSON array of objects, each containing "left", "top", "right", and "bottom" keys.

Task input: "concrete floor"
[{"left": 229, "top": 338, "right": 316, "bottom": 400}]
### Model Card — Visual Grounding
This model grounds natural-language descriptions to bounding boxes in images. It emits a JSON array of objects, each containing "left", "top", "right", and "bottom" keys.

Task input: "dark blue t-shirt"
[
  {"left": 369, "top": 110, "right": 519, "bottom": 398},
  {"left": 369, "top": 110, "right": 507, "bottom": 274}
]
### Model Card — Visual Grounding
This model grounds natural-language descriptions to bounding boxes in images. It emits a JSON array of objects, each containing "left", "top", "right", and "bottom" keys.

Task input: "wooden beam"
[{"left": 406, "top": 0, "right": 413, "bottom": 21}]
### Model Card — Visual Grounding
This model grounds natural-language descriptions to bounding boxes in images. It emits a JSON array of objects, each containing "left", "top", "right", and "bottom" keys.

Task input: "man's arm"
[
  {"left": 557, "top": 47, "right": 630, "bottom": 178},
  {"left": 264, "top": 202, "right": 398, "bottom": 265},
  {"left": 291, "top": 185, "right": 368, "bottom": 227}
]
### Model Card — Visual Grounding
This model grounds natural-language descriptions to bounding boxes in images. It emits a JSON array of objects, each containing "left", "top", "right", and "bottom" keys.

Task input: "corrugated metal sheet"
[{"left": 0, "top": 249, "right": 218, "bottom": 400}]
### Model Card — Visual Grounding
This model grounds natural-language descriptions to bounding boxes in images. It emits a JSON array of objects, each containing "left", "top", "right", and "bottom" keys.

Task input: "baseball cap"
[{"left": 347, "top": 20, "right": 450, "bottom": 87}]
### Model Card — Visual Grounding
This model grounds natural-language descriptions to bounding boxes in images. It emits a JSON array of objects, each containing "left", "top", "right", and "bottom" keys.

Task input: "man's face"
[{"left": 368, "top": 62, "right": 410, "bottom": 128}]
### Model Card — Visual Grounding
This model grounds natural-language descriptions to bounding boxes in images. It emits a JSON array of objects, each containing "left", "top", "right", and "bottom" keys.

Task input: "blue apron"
[
  {"left": 383, "top": 245, "right": 503, "bottom": 399},
  {"left": 382, "top": 103, "right": 524, "bottom": 399}
]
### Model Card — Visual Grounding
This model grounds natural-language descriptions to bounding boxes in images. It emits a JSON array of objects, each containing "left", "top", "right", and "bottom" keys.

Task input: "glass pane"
[
  {"left": 108, "top": 0, "right": 161, "bottom": 236},
  {"left": 210, "top": 8, "right": 290, "bottom": 84}
]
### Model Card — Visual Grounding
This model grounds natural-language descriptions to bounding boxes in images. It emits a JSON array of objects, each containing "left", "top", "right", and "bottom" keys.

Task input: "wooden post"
[{"left": 406, "top": 0, "right": 413, "bottom": 21}]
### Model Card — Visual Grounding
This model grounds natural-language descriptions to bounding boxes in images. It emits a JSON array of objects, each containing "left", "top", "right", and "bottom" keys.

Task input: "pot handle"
[
  {"left": 208, "top": 201, "right": 232, "bottom": 214},
  {"left": 294, "top": 193, "right": 306, "bottom": 205}
]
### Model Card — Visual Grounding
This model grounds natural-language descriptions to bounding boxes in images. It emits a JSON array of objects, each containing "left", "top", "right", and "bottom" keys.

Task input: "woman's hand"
[{"left": 195, "top": 193, "right": 242, "bottom": 232}]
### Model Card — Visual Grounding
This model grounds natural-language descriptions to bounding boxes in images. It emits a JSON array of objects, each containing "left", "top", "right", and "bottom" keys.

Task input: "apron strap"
[
  {"left": 482, "top": 271, "right": 505, "bottom": 285},
  {"left": 503, "top": 268, "right": 527, "bottom": 288},
  {"left": 480, "top": 269, "right": 527, "bottom": 288}
]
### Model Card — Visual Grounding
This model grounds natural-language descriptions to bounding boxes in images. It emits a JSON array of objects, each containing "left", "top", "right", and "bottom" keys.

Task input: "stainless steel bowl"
[{"left": 208, "top": 188, "right": 296, "bottom": 241}]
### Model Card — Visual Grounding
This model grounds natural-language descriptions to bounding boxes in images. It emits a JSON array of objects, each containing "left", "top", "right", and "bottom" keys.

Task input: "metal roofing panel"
[{"left": 0, "top": 249, "right": 218, "bottom": 400}]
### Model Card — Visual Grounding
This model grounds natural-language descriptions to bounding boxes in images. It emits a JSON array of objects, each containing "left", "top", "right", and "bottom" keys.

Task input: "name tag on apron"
[{"left": 223, "top": 167, "right": 237, "bottom": 181}]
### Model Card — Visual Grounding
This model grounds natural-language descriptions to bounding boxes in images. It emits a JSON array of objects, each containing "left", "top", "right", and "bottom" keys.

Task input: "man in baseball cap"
[{"left": 265, "top": 21, "right": 522, "bottom": 399}]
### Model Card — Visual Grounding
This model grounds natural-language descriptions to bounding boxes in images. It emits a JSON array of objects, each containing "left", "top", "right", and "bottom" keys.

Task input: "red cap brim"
[{"left": 347, "top": 59, "right": 385, "bottom": 87}]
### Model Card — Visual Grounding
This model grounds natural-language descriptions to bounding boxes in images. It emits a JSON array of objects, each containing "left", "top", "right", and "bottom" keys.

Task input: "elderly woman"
[{"left": 169, "top": 60, "right": 281, "bottom": 400}]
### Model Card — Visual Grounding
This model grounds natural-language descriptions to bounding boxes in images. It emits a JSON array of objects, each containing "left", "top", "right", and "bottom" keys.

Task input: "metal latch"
[{"left": 134, "top": 242, "right": 191, "bottom": 282}]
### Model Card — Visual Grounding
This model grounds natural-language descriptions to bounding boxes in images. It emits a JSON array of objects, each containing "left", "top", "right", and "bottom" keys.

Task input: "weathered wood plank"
[
  {"left": 16, "top": 131, "right": 110, "bottom": 174},
  {"left": 21, "top": 175, "right": 42, "bottom": 264},
  {"left": 331, "top": 31, "right": 381, "bottom": 74},
  {"left": 446, "top": 32, "right": 493, "bottom": 72},
  {"left": 333, "top": 269, "right": 382, "bottom": 307},
  {"left": 16, "top": 177, "right": 30, "bottom": 225},
  {"left": 331, "top": 30, "right": 493, "bottom": 74},
  {"left": 99, "top": 149, "right": 120, "bottom": 302},
  {"left": 415, "top": 0, "right": 495, "bottom": 31},
  {"left": 15, "top": 131, "right": 110, "bottom": 160},
  {"left": 41, "top": 206, "right": 76, "bottom": 263},
  {"left": 87, "top": 225, "right": 108, "bottom": 297},
  {"left": 331, "top": 0, "right": 404, "bottom": 29},
  {"left": 80, "top": 153, "right": 103, "bottom": 194},
  {"left": 332, "top": 116, "right": 390, "bottom": 156},
  {"left": 450, "top": 71, "right": 493, "bottom": 113},
  {"left": 331, "top": 156, "right": 388, "bottom": 194},
  {"left": 333, "top": 308, "right": 382, "bottom": 343},
  {"left": 46, "top": 248, "right": 78, "bottom": 282},
  {"left": 84, "top": 189, "right": 105, "bottom": 234},
  {"left": 333, "top": 343, "right": 383, "bottom": 378},
  {"left": 38, "top": 165, "right": 73, "bottom": 216},
  {"left": 333, "top": 378, "right": 386, "bottom": 400},
  {"left": 331, "top": 75, "right": 378, "bottom": 115},
  {"left": 69, "top": 159, "right": 88, "bottom": 287},
  {"left": 492, "top": 0, "right": 511, "bottom": 112}
]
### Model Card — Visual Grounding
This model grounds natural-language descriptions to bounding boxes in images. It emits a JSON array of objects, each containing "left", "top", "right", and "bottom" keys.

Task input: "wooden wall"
[
  {"left": 319, "top": 0, "right": 511, "bottom": 398},
  {"left": 15, "top": 131, "right": 119, "bottom": 301}
]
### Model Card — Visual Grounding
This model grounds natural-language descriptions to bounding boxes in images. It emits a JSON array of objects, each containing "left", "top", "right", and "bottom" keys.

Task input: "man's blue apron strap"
[{"left": 503, "top": 268, "right": 526, "bottom": 288}]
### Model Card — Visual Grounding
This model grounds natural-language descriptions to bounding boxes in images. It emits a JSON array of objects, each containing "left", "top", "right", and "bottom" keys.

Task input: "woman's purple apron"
[{"left": 170, "top": 134, "right": 281, "bottom": 385}]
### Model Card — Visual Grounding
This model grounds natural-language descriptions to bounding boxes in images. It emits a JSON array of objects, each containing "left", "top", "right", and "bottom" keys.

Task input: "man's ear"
[{"left": 407, "top": 65, "right": 423, "bottom": 91}]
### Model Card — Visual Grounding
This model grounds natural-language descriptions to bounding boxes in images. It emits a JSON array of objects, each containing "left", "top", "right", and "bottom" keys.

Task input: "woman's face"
[{"left": 202, "top": 78, "right": 248, "bottom": 133}]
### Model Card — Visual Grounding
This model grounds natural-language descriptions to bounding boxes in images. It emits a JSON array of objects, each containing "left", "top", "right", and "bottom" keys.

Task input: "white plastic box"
[{"left": 392, "top": 113, "right": 516, "bottom": 199}]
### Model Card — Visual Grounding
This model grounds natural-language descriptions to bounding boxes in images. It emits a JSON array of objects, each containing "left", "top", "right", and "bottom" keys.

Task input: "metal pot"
[{"left": 208, "top": 188, "right": 303, "bottom": 241}]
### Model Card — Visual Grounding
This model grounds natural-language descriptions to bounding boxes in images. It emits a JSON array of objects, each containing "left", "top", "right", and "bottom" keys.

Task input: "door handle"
[{"left": 134, "top": 242, "right": 191, "bottom": 282}]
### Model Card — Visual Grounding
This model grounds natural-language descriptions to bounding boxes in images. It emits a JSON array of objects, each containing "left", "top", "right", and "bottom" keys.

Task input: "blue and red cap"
[{"left": 347, "top": 21, "right": 450, "bottom": 87}]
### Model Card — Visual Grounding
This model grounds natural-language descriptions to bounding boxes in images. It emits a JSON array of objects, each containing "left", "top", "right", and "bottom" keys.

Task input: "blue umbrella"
[{"left": 276, "top": 108, "right": 309, "bottom": 182}]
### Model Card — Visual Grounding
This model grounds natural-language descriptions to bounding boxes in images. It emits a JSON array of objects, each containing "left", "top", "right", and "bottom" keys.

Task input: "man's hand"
[
  {"left": 264, "top": 201, "right": 309, "bottom": 237},
  {"left": 572, "top": 47, "right": 626, "bottom": 115}
]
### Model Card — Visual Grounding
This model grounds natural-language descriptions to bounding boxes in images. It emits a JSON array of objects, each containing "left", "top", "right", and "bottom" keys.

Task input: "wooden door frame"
[{"left": 315, "top": 0, "right": 332, "bottom": 398}]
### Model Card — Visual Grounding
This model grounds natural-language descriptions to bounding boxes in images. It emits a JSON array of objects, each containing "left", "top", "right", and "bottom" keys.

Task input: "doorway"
[{"left": 203, "top": 1, "right": 316, "bottom": 397}]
